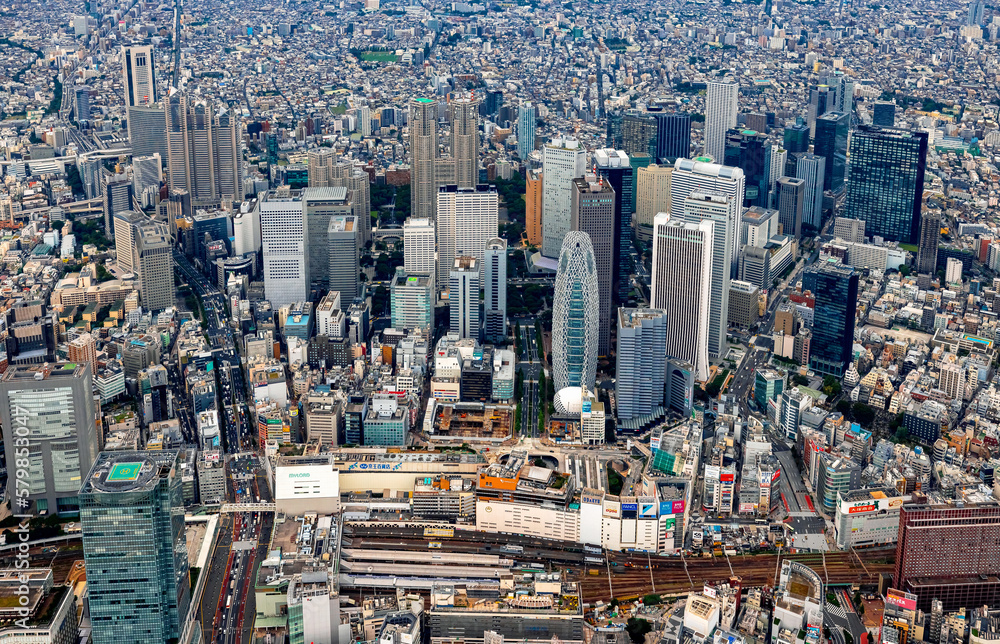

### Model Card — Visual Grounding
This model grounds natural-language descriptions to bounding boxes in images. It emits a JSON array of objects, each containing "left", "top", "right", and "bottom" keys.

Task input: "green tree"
[
  {"left": 821, "top": 375, "right": 842, "bottom": 396},
  {"left": 852, "top": 403, "right": 876, "bottom": 427},
  {"left": 626, "top": 618, "right": 652, "bottom": 644}
]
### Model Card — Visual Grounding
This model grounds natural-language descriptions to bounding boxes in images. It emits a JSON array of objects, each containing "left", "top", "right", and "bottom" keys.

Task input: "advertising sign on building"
[{"left": 886, "top": 589, "right": 917, "bottom": 610}]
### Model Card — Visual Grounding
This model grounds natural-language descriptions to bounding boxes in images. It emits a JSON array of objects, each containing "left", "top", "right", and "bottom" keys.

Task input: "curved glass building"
[{"left": 552, "top": 231, "right": 600, "bottom": 391}]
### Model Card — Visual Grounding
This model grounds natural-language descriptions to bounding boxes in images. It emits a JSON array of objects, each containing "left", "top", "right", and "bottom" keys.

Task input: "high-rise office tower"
[
  {"left": 827, "top": 72, "right": 855, "bottom": 116},
  {"left": 704, "top": 80, "right": 739, "bottom": 162},
  {"left": 541, "top": 137, "right": 587, "bottom": 258},
  {"left": 451, "top": 97, "right": 479, "bottom": 189},
  {"left": 669, "top": 158, "right": 744, "bottom": 278},
  {"left": 525, "top": 169, "right": 543, "bottom": 246},
  {"left": 783, "top": 123, "right": 810, "bottom": 155},
  {"left": 776, "top": 176, "right": 806, "bottom": 238},
  {"left": 843, "top": 126, "right": 928, "bottom": 244},
  {"left": 303, "top": 186, "right": 352, "bottom": 286},
  {"left": 795, "top": 153, "right": 826, "bottom": 228},
  {"left": 620, "top": 112, "right": 657, "bottom": 157},
  {"left": 103, "top": 177, "right": 134, "bottom": 239},
  {"left": 724, "top": 128, "right": 769, "bottom": 207},
  {"left": 329, "top": 162, "right": 372, "bottom": 246},
  {"left": 390, "top": 267, "right": 434, "bottom": 331},
  {"left": 650, "top": 110, "right": 692, "bottom": 163},
  {"left": 872, "top": 101, "right": 896, "bottom": 127},
  {"left": 813, "top": 111, "right": 849, "bottom": 192},
  {"left": 436, "top": 184, "right": 498, "bottom": 285},
  {"left": 410, "top": 98, "right": 438, "bottom": 220},
  {"left": 969, "top": 0, "right": 985, "bottom": 25},
  {"left": 307, "top": 147, "right": 337, "bottom": 187},
  {"left": 328, "top": 215, "right": 359, "bottom": 303},
  {"left": 768, "top": 145, "right": 787, "bottom": 204},
  {"left": 0, "top": 363, "right": 98, "bottom": 515},
  {"left": 3, "top": 301, "right": 57, "bottom": 365},
  {"left": 134, "top": 221, "right": 173, "bottom": 311},
  {"left": 484, "top": 238, "right": 507, "bottom": 342},
  {"left": 916, "top": 210, "right": 940, "bottom": 275},
  {"left": 403, "top": 217, "right": 436, "bottom": 278},
  {"left": 615, "top": 308, "right": 668, "bottom": 421},
  {"left": 593, "top": 149, "right": 633, "bottom": 299},
  {"left": 127, "top": 104, "right": 168, "bottom": 160},
  {"left": 804, "top": 260, "right": 858, "bottom": 376},
  {"left": 74, "top": 85, "right": 91, "bottom": 123},
  {"left": 114, "top": 210, "right": 144, "bottom": 273},
  {"left": 571, "top": 176, "right": 616, "bottom": 356},
  {"left": 895, "top": 501, "right": 1000, "bottom": 611},
  {"left": 551, "top": 231, "right": 600, "bottom": 391},
  {"left": 165, "top": 93, "right": 244, "bottom": 206},
  {"left": 650, "top": 213, "right": 712, "bottom": 381},
  {"left": 682, "top": 192, "right": 732, "bottom": 360},
  {"left": 81, "top": 450, "right": 191, "bottom": 644},
  {"left": 122, "top": 45, "right": 156, "bottom": 107},
  {"left": 635, "top": 164, "right": 672, "bottom": 242},
  {"left": 132, "top": 154, "right": 161, "bottom": 199},
  {"left": 517, "top": 101, "right": 536, "bottom": 159},
  {"left": 260, "top": 189, "right": 308, "bottom": 307},
  {"left": 79, "top": 157, "right": 102, "bottom": 199},
  {"left": 807, "top": 85, "right": 832, "bottom": 138},
  {"left": 449, "top": 256, "right": 481, "bottom": 340}
]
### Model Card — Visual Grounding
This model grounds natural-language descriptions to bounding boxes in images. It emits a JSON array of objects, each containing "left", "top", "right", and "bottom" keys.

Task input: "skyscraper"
[
  {"left": 895, "top": 501, "right": 1000, "bottom": 611},
  {"left": 484, "top": 238, "right": 507, "bottom": 343},
  {"left": 307, "top": 147, "right": 337, "bottom": 187},
  {"left": 329, "top": 162, "right": 372, "bottom": 247},
  {"left": 449, "top": 256, "right": 481, "bottom": 340},
  {"left": 81, "top": 450, "right": 191, "bottom": 644},
  {"left": 650, "top": 213, "right": 712, "bottom": 381},
  {"left": 328, "top": 215, "right": 359, "bottom": 303},
  {"left": 114, "top": 210, "right": 144, "bottom": 274},
  {"left": 127, "top": 104, "right": 168, "bottom": 160},
  {"left": 969, "top": 0, "right": 985, "bottom": 25},
  {"left": 669, "top": 158, "right": 745, "bottom": 279},
  {"left": 260, "top": 189, "right": 308, "bottom": 307},
  {"left": 843, "top": 126, "right": 928, "bottom": 244},
  {"left": 403, "top": 217, "right": 436, "bottom": 278},
  {"left": 813, "top": 111, "right": 849, "bottom": 192},
  {"left": 122, "top": 45, "right": 156, "bottom": 107},
  {"left": 723, "top": 129, "right": 769, "bottom": 207},
  {"left": 541, "top": 137, "right": 587, "bottom": 258},
  {"left": 783, "top": 123, "right": 810, "bottom": 155},
  {"left": 74, "top": 85, "right": 91, "bottom": 123},
  {"left": 776, "top": 176, "right": 806, "bottom": 238},
  {"left": 132, "top": 154, "right": 161, "bottom": 199},
  {"left": 525, "top": 169, "right": 543, "bottom": 246},
  {"left": 409, "top": 98, "right": 438, "bottom": 220},
  {"left": 795, "top": 153, "right": 826, "bottom": 228},
  {"left": 451, "top": 97, "right": 479, "bottom": 189},
  {"left": 165, "top": 92, "right": 244, "bottom": 206},
  {"left": 103, "top": 177, "right": 134, "bottom": 239},
  {"left": 0, "top": 363, "right": 98, "bottom": 515},
  {"left": 807, "top": 84, "right": 832, "bottom": 138},
  {"left": 804, "top": 260, "right": 858, "bottom": 377},
  {"left": 390, "top": 268, "right": 434, "bottom": 332},
  {"left": 916, "top": 210, "right": 940, "bottom": 275},
  {"left": 551, "top": 231, "right": 600, "bottom": 391},
  {"left": 571, "top": 176, "right": 616, "bottom": 356},
  {"left": 704, "top": 80, "right": 739, "bottom": 162},
  {"left": 634, "top": 164, "right": 672, "bottom": 242},
  {"left": 436, "top": 184, "right": 498, "bottom": 285},
  {"left": 615, "top": 308, "right": 668, "bottom": 421},
  {"left": 593, "top": 149, "right": 633, "bottom": 299},
  {"left": 872, "top": 101, "right": 896, "bottom": 127},
  {"left": 303, "top": 186, "right": 352, "bottom": 286},
  {"left": 650, "top": 110, "right": 691, "bottom": 163},
  {"left": 517, "top": 102, "right": 536, "bottom": 160},
  {"left": 620, "top": 112, "right": 656, "bottom": 156},
  {"left": 134, "top": 220, "right": 173, "bottom": 311},
  {"left": 681, "top": 192, "right": 732, "bottom": 360}
]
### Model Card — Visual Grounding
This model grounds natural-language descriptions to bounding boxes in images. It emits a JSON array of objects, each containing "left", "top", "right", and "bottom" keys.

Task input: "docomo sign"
[{"left": 886, "top": 589, "right": 917, "bottom": 611}]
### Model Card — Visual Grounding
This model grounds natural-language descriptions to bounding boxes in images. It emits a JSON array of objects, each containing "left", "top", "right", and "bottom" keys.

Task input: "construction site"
[{"left": 430, "top": 404, "right": 513, "bottom": 443}]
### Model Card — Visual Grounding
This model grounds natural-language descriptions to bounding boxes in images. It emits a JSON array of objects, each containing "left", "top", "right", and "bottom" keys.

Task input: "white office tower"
[
  {"left": 403, "top": 217, "right": 436, "bottom": 279},
  {"left": 704, "top": 80, "right": 739, "bottom": 162},
  {"left": 165, "top": 92, "right": 244, "bottom": 206},
  {"left": 682, "top": 192, "right": 732, "bottom": 360},
  {"left": 552, "top": 231, "right": 600, "bottom": 392},
  {"left": 435, "top": 185, "right": 498, "bottom": 285},
  {"left": 134, "top": 221, "right": 173, "bottom": 311},
  {"left": 449, "top": 257, "right": 481, "bottom": 340},
  {"left": 122, "top": 45, "right": 156, "bottom": 107},
  {"left": 132, "top": 154, "right": 161, "bottom": 201},
  {"left": 795, "top": 153, "right": 826, "bottom": 228},
  {"left": 260, "top": 190, "right": 307, "bottom": 307},
  {"left": 669, "top": 158, "right": 744, "bottom": 276},
  {"left": 410, "top": 98, "right": 438, "bottom": 220},
  {"left": 541, "top": 138, "right": 587, "bottom": 258},
  {"left": 328, "top": 215, "right": 359, "bottom": 304},
  {"left": 113, "top": 211, "right": 144, "bottom": 274},
  {"left": 615, "top": 308, "right": 668, "bottom": 421},
  {"left": 650, "top": 213, "right": 712, "bottom": 381},
  {"left": 358, "top": 105, "right": 372, "bottom": 136},
  {"left": 307, "top": 148, "right": 337, "bottom": 187},
  {"left": 451, "top": 97, "right": 479, "bottom": 189},
  {"left": 484, "top": 238, "right": 507, "bottom": 342},
  {"left": 234, "top": 199, "right": 261, "bottom": 256}
]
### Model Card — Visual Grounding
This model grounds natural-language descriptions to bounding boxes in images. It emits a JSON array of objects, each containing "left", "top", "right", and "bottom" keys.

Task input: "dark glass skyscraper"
[
  {"left": 724, "top": 129, "right": 769, "bottom": 208},
  {"left": 804, "top": 260, "right": 858, "bottom": 377},
  {"left": 593, "top": 149, "right": 634, "bottom": 300},
  {"left": 783, "top": 123, "right": 810, "bottom": 154},
  {"left": 843, "top": 126, "right": 928, "bottom": 244},
  {"left": 650, "top": 110, "right": 692, "bottom": 163},
  {"left": 813, "top": 111, "right": 849, "bottom": 191}
]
